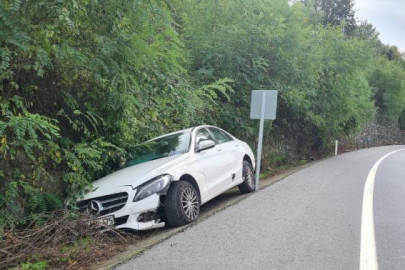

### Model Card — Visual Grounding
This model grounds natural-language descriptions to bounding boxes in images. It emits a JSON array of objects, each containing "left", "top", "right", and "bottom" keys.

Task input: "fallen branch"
[{"left": 0, "top": 210, "right": 141, "bottom": 269}]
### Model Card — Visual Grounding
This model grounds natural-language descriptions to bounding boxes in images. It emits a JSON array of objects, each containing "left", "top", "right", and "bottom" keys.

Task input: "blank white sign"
[{"left": 250, "top": 90, "right": 278, "bottom": 120}]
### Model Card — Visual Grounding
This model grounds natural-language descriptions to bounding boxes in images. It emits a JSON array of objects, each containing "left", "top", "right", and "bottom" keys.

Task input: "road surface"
[{"left": 116, "top": 146, "right": 405, "bottom": 270}]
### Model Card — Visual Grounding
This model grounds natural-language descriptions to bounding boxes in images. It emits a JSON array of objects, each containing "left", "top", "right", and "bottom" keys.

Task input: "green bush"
[
  {"left": 0, "top": 0, "right": 231, "bottom": 227},
  {"left": 1, "top": 0, "right": 404, "bottom": 227},
  {"left": 19, "top": 261, "right": 48, "bottom": 270},
  {"left": 368, "top": 57, "right": 405, "bottom": 123}
]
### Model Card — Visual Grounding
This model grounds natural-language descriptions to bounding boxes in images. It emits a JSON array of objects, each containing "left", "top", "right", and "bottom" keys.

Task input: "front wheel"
[
  {"left": 238, "top": 160, "right": 255, "bottom": 193},
  {"left": 164, "top": 181, "right": 200, "bottom": 227}
]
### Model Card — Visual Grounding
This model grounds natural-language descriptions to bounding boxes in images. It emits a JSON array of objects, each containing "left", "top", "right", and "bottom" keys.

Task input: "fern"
[
  {"left": 197, "top": 78, "right": 234, "bottom": 103},
  {"left": 1, "top": 111, "right": 60, "bottom": 159},
  {"left": 0, "top": 47, "right": 11, "bottom": 70}
]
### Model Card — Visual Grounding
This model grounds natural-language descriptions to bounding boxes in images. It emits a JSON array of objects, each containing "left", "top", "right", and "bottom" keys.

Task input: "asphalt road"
[
  {"left": 116, "top": 146, "right": 405, "bottom": 270},
  {"left": 375, "top": 149, "right": 405, "bottom": 269}
]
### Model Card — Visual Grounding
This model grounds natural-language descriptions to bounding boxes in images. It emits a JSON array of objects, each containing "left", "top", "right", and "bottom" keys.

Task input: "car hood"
[{"left": 83, "top": 153, "right": 189, "bottom": 199}]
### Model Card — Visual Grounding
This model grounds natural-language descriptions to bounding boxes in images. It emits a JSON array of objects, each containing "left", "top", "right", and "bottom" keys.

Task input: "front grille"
[{"left": 78, "top": 192, "right": 129, "bottom": 216}]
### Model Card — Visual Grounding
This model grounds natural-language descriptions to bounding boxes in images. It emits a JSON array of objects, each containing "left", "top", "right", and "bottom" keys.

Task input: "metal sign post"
[{"left": 250, "top": 90, "right": 278, "bottom": 191}]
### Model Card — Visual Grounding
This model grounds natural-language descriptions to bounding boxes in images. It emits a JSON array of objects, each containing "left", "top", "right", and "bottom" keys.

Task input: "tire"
[
  {"left": 238, "top": 160, "right": 255, "bottom": 193},
  {"left": 164, "top": 181, "right": 200, "bottom": 227}
]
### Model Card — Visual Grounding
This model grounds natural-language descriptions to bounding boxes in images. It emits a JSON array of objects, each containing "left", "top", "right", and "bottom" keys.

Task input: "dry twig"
[{"left": 0, "top": 210, "right": 141, "bottom": 269}]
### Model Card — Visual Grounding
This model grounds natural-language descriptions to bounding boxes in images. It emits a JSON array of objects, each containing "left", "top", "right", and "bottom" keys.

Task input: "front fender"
[{"left": 165, "top": 158, "right": 209, "bottom": 202}]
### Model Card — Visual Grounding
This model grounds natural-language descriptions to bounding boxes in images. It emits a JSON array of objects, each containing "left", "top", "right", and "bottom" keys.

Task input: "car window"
[
  {"left": 208, "top": 127, "right": 231, "bottom": 144},
  {"left": 222, "top": 131, "right": 234, "bottom": 141},
  {"left": 125, "top": 132, "right": 190, "bottom": 167},
  {"left": 195, "top": 128, "right": 215, "bottom": 145}
]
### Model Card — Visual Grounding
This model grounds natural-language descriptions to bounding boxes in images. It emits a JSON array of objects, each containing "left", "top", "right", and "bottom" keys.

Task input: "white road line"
[{"left": 360, "top": 148, "right": 405, "bottom": 270}]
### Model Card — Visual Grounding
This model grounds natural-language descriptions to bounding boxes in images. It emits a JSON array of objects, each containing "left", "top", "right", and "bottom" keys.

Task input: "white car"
[{"left": 77, "top": 125, "right": 256, "bottom": 230}]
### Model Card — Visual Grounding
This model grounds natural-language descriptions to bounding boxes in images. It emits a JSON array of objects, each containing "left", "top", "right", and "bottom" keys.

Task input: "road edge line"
[{"left": 359, "top": 148, "right": 405, "bottom": 270}]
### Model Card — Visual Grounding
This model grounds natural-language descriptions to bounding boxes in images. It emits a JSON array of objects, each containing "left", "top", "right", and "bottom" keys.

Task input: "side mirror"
[{"left": 197, "top": 140, "right": 215, "bottom": 152}]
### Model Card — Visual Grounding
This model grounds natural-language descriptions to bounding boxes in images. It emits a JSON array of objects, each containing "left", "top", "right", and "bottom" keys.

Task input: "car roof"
[
  {"left": 150, "top": 125, "right": 234, "bottom": 141},
  {"left": 151, "top": 127, "right": 194, "bottom": 141}
]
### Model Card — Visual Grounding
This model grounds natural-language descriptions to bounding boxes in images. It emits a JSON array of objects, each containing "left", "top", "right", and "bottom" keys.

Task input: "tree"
[
  {"left": 368, "top": 57, "right": 405, "bottom": 123},
  {"left": 301, "top": 0, "right": 356, "bottom": 34},
  {"left": 354, "top": 21, "right": 379, "bottom": 42},
  {"left": 1, "top": 0, "right": 403, "bottom": 230},
  {"left": 180, "top": 0, "right": 375, "bottom": 152}
]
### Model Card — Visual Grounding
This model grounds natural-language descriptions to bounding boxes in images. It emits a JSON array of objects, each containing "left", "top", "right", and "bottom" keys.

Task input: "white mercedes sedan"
[{"left": 77, "top": 125, "right": 256, "bottom": 230}]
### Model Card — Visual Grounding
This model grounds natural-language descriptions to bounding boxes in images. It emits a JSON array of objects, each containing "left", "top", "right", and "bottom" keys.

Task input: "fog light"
[{"left": 137, "top": 211, "right": 157, "bottom": 222}]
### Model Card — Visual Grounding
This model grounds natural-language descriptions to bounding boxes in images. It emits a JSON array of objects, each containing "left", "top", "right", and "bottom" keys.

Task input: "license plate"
[{"left": 98, "top": 215, "right": 115, "bottom": 226}]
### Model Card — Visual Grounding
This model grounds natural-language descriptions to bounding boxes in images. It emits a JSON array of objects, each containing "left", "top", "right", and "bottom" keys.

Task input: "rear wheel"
[
  {"left": 164, "top": 181, "right": 200, "bottom": 227},
  {"left": 238, "top": 160, "right": 255, "bottom": 193}
]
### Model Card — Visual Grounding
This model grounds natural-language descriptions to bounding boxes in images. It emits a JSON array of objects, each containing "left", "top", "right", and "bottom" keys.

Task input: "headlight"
[{"left": 133, "top": 175, "right": 171, "bottom": 202}]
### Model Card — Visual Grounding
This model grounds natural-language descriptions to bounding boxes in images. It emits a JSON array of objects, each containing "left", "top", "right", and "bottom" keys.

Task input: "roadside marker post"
[
  {"left": 250, "top": 90, "right": 278, "bottom": 191},
  {"left": 335, "top": 140, "right": 339, "bottom": 156}
]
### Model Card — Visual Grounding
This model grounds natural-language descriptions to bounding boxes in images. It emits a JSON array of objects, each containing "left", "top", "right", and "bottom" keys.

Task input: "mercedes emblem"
[{"left": 87, "top": 200, "right": 103, "bottom": 215}]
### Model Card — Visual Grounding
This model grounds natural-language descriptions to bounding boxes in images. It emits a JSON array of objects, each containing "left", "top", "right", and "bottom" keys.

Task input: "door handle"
[
  {"left": 234, "top": 144, "right": 239, "bottom": 147},
  {"left": 216, "top": 148, "right": 223, "bottom": 152}
]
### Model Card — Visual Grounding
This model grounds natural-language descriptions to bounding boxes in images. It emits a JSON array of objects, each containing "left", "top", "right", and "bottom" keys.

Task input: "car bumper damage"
[
  {"left": 119, "top": 194, "right": 165, "bottom": 230},
  {"left": 78, "top": 187, "right": 166, "bottom": 231}
]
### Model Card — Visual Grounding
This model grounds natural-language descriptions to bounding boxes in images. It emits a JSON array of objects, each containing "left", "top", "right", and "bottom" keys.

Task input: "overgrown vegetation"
[
  {"left": 1, "top": 0, "right": 405, "bottom": 236},
  {"left": 0, "top": 211, "right": 139, "bottom": 269}
]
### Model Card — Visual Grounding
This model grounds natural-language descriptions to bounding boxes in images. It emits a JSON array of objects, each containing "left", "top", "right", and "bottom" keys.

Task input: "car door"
[
  {"left": 194, "top": 128, "right": 232, "bottom": 194},
  {"left": 207, "top": 127, "right": 244, "bottom": 183}
]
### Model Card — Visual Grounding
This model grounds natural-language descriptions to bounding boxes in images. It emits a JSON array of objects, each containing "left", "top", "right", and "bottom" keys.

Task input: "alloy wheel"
[
  {"left": 181, "top": 187, "right": 199, "bottom": 220},
  {"left": 243, "top": 164, "right": 254, "bottom": 188}
]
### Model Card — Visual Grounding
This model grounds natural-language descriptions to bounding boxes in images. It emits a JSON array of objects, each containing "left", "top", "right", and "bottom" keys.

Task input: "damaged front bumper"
[
  {"left": 79, "top": 186, "right": 165, "bottom": 231},
  {"left": 116, "top": 193, "right": 165, "bottom": 230}
]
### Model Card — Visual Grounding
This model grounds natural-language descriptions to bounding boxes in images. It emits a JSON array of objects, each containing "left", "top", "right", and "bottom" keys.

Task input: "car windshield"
[{"left": 125, "top": 131, "right": 191, "bottom": 167}]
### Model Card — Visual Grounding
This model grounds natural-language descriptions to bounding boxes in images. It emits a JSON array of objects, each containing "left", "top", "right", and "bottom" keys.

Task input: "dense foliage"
[{"left": 1, "top": 0, "right": 405, "bottom": 228}]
